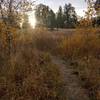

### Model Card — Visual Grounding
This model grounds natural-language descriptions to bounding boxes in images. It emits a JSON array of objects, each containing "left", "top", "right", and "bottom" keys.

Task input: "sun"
[{"left": 29, "top": 12, "right": 36, "bottom": 28}]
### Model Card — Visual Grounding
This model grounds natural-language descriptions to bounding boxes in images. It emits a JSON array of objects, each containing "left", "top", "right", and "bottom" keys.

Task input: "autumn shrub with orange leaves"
[{"left": 0, "top": 22, "right": 18, "bottom": 56}]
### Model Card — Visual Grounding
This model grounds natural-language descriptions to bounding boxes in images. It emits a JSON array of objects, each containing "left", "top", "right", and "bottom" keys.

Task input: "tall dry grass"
[
  {"left": 58, "top": 28, "right": 100, "bottom": 99},
  {"left": 0, "top": 27, "right": 66, "bottom": 100}
]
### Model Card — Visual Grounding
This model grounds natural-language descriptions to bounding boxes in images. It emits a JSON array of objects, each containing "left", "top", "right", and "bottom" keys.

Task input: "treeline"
[
  {"left": 35, "top": 3, "right": 100, "bottom": 29},
  {"left": 35, "top": 3, "right": 78, "bottom": 29}
]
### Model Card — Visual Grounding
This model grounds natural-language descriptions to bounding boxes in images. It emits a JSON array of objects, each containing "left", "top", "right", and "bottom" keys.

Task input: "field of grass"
[
  {"left": 0, "top": 26, "right": 100, "bottom": 100},
  {"left": 31, "top": 28, "right": 100, "bottom": 100}
]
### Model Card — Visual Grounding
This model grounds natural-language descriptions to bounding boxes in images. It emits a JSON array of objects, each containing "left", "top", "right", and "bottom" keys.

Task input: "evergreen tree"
[
  {"left": 94, "top": 0, "right": 100, "bottom": 26},
  {"left": 56, "top": 6, "right": 64, "bottom": 28},
  {"left": 47, "top": 9, "right": 56, "bottom": 29},
  {"left": 64, "top": 3, "right": 77, "bottom": 28}
]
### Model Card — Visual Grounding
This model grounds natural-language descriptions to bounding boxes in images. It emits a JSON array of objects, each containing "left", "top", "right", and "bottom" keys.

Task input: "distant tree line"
[
  {"left": 35, "top": 2, "right": 100, "bottom": 29},
  {"left": 35, "top": 3, "right": 78, "bottom": 29}
]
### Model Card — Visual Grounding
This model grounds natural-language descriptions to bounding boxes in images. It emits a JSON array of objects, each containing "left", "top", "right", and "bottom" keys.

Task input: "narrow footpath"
[{"left": 52, "top": 56, "right": 90, "bottom": 100}]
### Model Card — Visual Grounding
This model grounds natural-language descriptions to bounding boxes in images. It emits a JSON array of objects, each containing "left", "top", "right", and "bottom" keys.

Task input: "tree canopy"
[
  {"left": 0, "top": 0, "right": 35, "bottom": 27},
  {"left": 35, "top": 3, "right": 78, "bottom": 29}
]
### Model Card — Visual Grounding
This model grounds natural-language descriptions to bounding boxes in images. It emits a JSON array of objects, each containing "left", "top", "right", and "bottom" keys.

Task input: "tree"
[
  {"left": 0, "top": 0, "right": 35, "bottom": 27},
  {"left": 64, "top": 3, "right": 77, "bottom": 28},
  {"left": 47, "top": 9, "right": 56, "bottom": 29},
  {"left": 56, "top": 6, "right": 64, "bottom": 28},
  {"left": 35, "top": 4, "right": 56, "bottom": 29},
  {"left": 0, "top": 0, "right": 35, "bottom": 55},
  {"left": 35, "top": 4, "right": 50, "bottom": 27},
  {"left": 94, "top": 0, "right": 100, "bottom": 13},
  {"left": 94, "top": 0, "right": 100, "bottom": 26}
]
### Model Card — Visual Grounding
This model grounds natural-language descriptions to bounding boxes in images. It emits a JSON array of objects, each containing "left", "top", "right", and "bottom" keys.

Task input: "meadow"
[
  {"left": 0, "top": 26, "right": 100, "bottom": 100},
  {"left": 0, "top": 0, "right": 100, "bottom": 99}
]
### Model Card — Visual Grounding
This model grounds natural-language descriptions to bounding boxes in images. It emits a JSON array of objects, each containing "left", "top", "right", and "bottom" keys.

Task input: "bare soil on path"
[{"left": 51, "top": 56, "right": 90, "bottom": 100}]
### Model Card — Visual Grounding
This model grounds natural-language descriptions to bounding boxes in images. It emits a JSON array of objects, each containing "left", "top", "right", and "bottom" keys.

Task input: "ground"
[{"left": 51, "top": 56, "right": 90, "bottom": 100}]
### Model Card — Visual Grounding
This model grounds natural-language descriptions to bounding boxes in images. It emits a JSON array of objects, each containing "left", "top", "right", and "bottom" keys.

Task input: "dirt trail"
[{"left": 51, "top": 56, "right": 90, "bottom": 100}]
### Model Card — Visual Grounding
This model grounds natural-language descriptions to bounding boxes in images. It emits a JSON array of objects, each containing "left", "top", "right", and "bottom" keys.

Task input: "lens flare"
[{"left": 29, "top": 12, "right": 36, "bottom": 28}]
